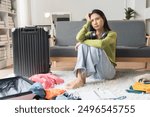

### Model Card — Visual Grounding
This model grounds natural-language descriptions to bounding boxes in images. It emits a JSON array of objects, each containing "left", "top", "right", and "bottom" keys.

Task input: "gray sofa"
[{"left": 50, "top": 20, "right": 150, "bottom": 68}]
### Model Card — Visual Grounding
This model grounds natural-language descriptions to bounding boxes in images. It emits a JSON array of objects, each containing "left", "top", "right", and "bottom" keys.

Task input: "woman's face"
[{"left": 90, "top": 13, "right": 104, "bottom": 31}]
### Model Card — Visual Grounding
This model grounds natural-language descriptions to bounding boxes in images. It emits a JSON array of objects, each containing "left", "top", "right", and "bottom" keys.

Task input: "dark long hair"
[{"left": 89, "top": 9, "right": 111, "bottom": 32}]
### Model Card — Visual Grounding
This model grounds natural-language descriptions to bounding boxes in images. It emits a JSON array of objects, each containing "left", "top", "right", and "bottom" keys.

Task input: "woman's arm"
[
  {"left": 83, "top": 31, "right": 117, "bottom": 48},
  {"left": 76, "top": 21, "right": 91, "bottom": 42}
]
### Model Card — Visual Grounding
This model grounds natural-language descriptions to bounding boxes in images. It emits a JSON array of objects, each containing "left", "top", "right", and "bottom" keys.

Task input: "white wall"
[
  {"left": 145, "top": 7, "right": 150, "bottom": 34},
  {"left": 146, "top": 0, "right": 150, "bottom": 7},
  {"left": 17, "top": 0, "right": 150, "bottom": 34},
  {"left": 30, "top": 0, "right": 125, "bottom": 25},
  {"left": 134, "top": 0, "right": 146, "bottom": 20},
  {"left": 145, "top": 0, "right": 150, "bottom": 34},
  {"left": 16, "top": 0, "right": 31, "bottom": 27}
]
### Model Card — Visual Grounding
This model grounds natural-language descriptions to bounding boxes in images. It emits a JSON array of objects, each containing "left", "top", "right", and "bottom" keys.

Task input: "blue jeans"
[{"left": 74, "top": 44, "right": 116, "bottom": 80}]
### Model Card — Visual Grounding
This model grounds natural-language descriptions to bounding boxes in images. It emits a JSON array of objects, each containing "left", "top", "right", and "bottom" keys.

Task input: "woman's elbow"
[{"left": 76, "top": 35, "right": 84, "bottom": 42}]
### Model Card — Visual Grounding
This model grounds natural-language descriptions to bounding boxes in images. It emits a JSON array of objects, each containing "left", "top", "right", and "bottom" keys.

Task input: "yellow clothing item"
[{"left": 132, "top": 82, "right": 150, "bottom": 93}]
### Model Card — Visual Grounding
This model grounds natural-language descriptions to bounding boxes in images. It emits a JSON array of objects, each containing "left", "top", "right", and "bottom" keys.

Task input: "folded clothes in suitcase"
[{"left": 0, "top": 76, "right": 35, "bottom": 100}]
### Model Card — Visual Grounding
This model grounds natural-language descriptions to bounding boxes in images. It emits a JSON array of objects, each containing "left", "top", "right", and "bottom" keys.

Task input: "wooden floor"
[
  {"left": 50, "top": 58, "right": 150, "bottom": 71},
  {"left": 0, "top": 60, "right": 150, "bottom": 78}
]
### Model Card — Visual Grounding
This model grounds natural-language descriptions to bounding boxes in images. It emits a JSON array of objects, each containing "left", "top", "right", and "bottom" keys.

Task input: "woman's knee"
[
  {"left": 90, "top": 46, "right": 101, "bottom": 54},
  {"left": 78, "top": 43, "right": 87, "bottom": 49},
  {"left": 77, "top": 44, "right": 88, "bottom": 52}
]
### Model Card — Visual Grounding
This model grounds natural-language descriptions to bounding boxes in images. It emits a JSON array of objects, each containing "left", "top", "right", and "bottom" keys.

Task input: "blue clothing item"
[
  {"left": 74, "top": 44, "right": 116, "bottom": 80},
  {"left": 55, "top": 92, "right": 82, "bottom": 100},
  {"left": 55, "top": 95, "right": 69, "bottom": 100},
  {"left": 126, "top": 86, "right": 144, "bottom": 94},
  {"left": 29, "top": 82, "right": 46, "bottom": 98}
]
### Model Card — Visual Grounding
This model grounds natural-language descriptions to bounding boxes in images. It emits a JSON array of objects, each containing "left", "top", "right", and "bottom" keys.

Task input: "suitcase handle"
[{"left": 22, "top": 26, "right": 38, "bottom": 32}]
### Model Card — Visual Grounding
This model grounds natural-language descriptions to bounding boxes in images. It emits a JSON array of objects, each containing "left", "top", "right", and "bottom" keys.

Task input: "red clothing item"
[{"left": 29, "top": 73, "right": 64, "bottom": 89}]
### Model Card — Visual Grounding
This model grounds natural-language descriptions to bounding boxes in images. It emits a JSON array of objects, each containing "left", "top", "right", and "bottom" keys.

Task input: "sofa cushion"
[
  {"left": 50, "top": 46, "right": 150, "bottom": 58},
  {"left": 117, "top": 46, "right": 150, "bottom": 57},
  {"left": 55, "top": 20, "right": 146, "bottom": 47},
  {"left": 108, "top": 20, "right": 146, "bottom": 47},
  {"left": 50, "top": 46, "right": 77, "bottom": 57},
  {"left": 55, "top": 21, "right": 85, "bottom": 46}
]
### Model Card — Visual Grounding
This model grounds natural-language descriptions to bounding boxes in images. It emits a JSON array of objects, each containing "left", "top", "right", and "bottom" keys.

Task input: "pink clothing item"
[
  {"left": 29, "top": 73, "right": 64, "bottom": 89},
  {"left": 48, "top": 73, "right": 64, "bottom": 84}
]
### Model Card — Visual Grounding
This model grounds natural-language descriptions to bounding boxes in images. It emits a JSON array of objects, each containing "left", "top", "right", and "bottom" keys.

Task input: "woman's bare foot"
[
  {"left": 65, "top": 69, "right": 86, "bottom": 89},
  {"left": 65, "top": 79, "right": 85, "bottom": 89}
]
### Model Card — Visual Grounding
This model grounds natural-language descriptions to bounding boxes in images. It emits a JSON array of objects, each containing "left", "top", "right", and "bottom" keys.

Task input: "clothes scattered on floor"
[
  {"left": 133, "top": 82, "right": 150, "bottom": 93},
  {"left": 29, "top": 83, "right": 66, "bottom": 100},
  {"left": 29, "top": 83, "right": 126, "bottom": 100},
  {"left": 29, "top": 73, "right": 64, "bottom": 89},
  {"left": 138, "top": 78, "right": 150, "bottom": 84},
  {"left": 29, "top": 74, "right": 83, "bottom": 100},
  {"left": 126, "top": 78, "right": 150, "bottom": 94},
  {"left": 29, "top": 82, "right": 46, "bottom": 98},
  {"left": 126, "top": 86, "right": 143, "bottom": 94},
  {"left": 55, "top": 92, "right": 82, "bottom": 100},
  {"left": 45, "top": 88, "right": 66, "bottom": 100}
]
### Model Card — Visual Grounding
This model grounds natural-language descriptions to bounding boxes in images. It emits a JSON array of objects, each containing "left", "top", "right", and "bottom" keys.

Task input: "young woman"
[{"left": 66, "top": 9, "right": 117, "bottom": 89}]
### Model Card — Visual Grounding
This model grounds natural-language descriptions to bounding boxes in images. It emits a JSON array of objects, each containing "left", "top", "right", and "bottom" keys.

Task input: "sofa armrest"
[{"left": 146, "top": 36, "right": 150, "bottom": 46}]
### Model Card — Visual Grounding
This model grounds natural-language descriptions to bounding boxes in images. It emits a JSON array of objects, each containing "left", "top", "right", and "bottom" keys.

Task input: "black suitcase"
[
  {"left": 0, "top": 76, "right": 35, "bottom": 100},
  {"left": 12, "top": 27, "right": 50, "bottom": 77}
]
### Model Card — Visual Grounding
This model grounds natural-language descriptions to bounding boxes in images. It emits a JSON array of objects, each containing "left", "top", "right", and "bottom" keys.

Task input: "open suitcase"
[{"left": 0, "top": 76, "right": 36, "bottom": 100}]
